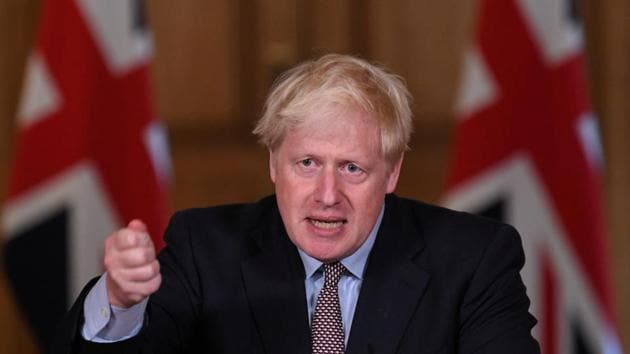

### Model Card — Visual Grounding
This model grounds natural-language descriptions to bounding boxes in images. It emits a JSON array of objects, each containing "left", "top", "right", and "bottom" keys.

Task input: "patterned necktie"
[{"left": 311, "top": 262, "right": 346, "bottom": 354}]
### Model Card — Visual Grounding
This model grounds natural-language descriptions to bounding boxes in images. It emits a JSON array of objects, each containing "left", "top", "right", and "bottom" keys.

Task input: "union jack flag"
[
  {"left": 443, "top": 0, "right": 623, "bottom": 353},
  {"left": 2, "top": 0, "right": 170, "bottom": 350}
]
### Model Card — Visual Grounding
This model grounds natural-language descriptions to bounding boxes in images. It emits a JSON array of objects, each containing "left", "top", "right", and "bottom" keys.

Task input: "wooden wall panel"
[
  {"left": 368, "top": 0, "right": 476, "bottom": 120},
  {"left": 169, "top": 144, "right": 272, "bottom": 209},
  {"left": 0, "top": 1, "right": 43, "bottom": 353},
  {"left": 0, "top": 2, "right": 9, "bottom": 188},
  {"left": 147, "top": 0, "right": 238, "bottom": 125},
  {"left": 306, "top": 1, "right": 352, "bottom": 55},
  {"left": 255, "top": 0, "right": 300, "bottom": 108},
  {"left": 594, "top": 0, "right": 630, "bottom": 349}
]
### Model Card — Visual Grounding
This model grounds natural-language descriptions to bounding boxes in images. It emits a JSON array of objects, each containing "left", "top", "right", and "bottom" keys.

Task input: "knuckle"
[
  {"left": 125, "top": 249, "right": 146, "bottom": 266},
  {"left": 129, "top": 234, "right": 141, "bottom": 249},
  {"left": 148, "top": 276, "right": 161, "bottom": 293},
  {"left": 140, "top": 264, "right": 154, "bottom": 279},
  {"left": 152, "top": 261, "right": 160, "bottom": 276},
  {"left": 139, "top": 263, "right": 154, "bottom": 279},
  {"left": 141, "top": 233, "right": 152, "bottom": 246},
  {"left": 135, "top": 250, "right": 149, "bottom": 265},
  {"left": 118, "top": 228, "right": 139, "bottom": 248},
  {"left": 141, "top": 248, "right": 154, "bottom": 264}
]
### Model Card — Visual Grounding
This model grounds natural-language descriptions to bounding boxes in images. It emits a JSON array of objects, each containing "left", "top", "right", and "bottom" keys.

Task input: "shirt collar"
[{"left": 298, "top": 204, "right": 384, "bottom": 280}]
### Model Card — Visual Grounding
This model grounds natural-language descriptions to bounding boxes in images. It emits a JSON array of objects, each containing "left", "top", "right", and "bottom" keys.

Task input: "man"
[{"left": 53, "top": 54, "right": 540, "bottom": 353}]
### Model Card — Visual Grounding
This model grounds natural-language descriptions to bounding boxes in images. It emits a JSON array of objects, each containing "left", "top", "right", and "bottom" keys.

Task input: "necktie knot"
[{"left": 323, "top": 262, "right": 345, "bottom": 288}]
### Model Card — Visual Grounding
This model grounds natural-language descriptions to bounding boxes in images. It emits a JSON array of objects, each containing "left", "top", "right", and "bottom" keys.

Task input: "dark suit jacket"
[{"left": 53, "top": 194, "right": 539, "bottom": 354}]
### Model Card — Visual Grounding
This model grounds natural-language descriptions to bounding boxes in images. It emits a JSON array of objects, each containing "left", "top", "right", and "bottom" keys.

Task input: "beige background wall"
[{"left": 0, "top": 1, "right": 628, "bottom": 353}]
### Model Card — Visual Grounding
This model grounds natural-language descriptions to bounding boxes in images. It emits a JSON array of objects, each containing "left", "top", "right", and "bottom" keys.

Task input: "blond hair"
[{"left": 253, "top": 54, "right": 413, "bottom": 162}]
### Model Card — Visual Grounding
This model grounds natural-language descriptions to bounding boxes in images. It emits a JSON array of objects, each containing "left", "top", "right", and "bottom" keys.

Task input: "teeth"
[{"left": 311, "top": 219, "right": 344, "bottom": 229}]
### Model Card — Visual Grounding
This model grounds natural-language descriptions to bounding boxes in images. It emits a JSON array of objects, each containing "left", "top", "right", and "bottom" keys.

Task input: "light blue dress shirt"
[{"left": 82, "top": 205, "right": 384, "bottom": 343}]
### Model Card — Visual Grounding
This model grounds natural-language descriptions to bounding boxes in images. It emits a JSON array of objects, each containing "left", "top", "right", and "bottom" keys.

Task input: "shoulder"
[
  {"left": 390, "top": 194, "right": 519, "bottom": 238},
  {"left": 169, "top": 195, "right": 277, "bottom": 232},
  {"left": 162, "top": 195, "right": 278, "bottom": 249},
  {"left": 156, "top": 195, "right": 281, "bottom": 281},
  {"left": 387, "top": 194, "right": 523, "bottom": 265}
]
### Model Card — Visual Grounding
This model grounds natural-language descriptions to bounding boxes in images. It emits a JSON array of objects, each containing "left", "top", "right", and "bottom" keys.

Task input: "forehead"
[{"left": 279, "top": 107, "right": 383, "bottom": 158}]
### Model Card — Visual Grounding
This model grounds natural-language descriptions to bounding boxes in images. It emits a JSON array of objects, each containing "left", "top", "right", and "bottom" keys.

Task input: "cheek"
[
  {"left": 352, "top": 180, "right": 388, "bottom": 204},
  {"left": 278, "top": 173, "right": 314, "bottom": 196},
  {"left": 276, "top": 177, "right": 310, "bottom": 210},
  {"left": 347, "top": 183, "right": 387, "bottom": 222}
]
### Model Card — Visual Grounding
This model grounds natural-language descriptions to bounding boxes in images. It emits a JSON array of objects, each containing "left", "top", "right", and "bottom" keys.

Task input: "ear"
[
  {"left": 385, "top": 154, "right": 404, "bottom": 193},
  {"left": 269, "top": 149, "right": 277, "bottom": 184}
]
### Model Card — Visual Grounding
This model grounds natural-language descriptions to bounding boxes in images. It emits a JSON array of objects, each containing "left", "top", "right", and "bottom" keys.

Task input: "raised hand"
[{"left": 104, "top": 219, "right": 162, "bottom": 308}]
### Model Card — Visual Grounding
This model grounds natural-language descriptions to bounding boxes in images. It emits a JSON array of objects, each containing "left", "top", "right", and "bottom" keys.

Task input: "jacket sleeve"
[
  {"left": 50, "top": 210, "right": 202, "bottom": 354},
  {"left": 50, "top": 276, "right": 100, "bottom": 354},
  {"left": 458, "top": 224, "right": 540, "bottom": 354}
]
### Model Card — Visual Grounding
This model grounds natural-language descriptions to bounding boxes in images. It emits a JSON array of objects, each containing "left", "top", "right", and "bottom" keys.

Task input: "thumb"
[{"left": 128, "top": 219, "right": 148, "bottom": 233}]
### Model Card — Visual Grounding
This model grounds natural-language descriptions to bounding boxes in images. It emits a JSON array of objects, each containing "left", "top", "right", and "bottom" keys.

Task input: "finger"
[
  {"left": 104, "top": 241, "right": 155, "bottom": 272},
  {"left": 116, "top": 246, "right": 156, "bottom": 268},
  {"left": 114, "top": 261, "right": 160, "bottom": 282},
  {"left": 128, "top": 219, "right": 148, "bottom": 233},
  {"left": 114, "top": 228, "right": 152, "bottom": 250}
]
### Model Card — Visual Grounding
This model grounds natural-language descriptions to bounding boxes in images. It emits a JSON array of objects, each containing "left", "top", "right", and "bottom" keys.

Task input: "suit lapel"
[
  {"left": 346, "top": 195, "right": 430, "bottom": 354},
  {"left": 241, "top": 205, "right": 311, "bottom": 354}
]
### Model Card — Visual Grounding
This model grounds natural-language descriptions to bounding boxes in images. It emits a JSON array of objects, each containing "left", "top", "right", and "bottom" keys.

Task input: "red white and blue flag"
[
  {"left": 443, "top": 0, "right": 622, "bottom": 353},
  {"left": 2, "top": 0, "right": 170, "bottom": 349}
]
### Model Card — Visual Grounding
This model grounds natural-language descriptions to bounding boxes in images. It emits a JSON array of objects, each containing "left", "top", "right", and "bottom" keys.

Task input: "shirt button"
[{"left": 100, "top": 307, "right": 109, "bottom": 318}]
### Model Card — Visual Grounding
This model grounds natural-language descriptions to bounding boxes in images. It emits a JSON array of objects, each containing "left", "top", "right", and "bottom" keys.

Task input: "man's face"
[{"left": 270, "top": 107, "right": 402, "bottom": 262}]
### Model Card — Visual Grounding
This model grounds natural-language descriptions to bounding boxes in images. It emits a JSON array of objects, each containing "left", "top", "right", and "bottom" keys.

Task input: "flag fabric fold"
[{"left": 443, "top": 0, "right": 622, "bottom": 353}]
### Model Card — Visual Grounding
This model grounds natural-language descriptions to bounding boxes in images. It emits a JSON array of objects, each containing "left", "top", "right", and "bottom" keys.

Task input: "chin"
[{"left": 302, "top": 242, "right": 343, "bottom": 262}]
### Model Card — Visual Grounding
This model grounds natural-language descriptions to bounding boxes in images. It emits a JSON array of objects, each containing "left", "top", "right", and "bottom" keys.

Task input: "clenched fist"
[{"left": 104, "top": 219, "right": 162, "bottom": 308}]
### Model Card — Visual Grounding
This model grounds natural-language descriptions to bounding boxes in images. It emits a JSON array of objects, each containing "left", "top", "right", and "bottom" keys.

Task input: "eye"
[
  {"left": 300, "top": 158, "right": 313, "bottom": 167},
  {"left": 344, "top": 163, "right": 363, "bottom": 174},
  {"left": 339, "top": 162, "right": 367, "bottom": 183},
  {"left": 297, "top": 158, "right": 317, "bottom": 172}
]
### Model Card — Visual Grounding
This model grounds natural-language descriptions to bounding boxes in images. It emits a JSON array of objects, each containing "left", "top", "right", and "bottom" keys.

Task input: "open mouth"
[{"left": 308, "top": 218, "right": 346, "bottom": 229}]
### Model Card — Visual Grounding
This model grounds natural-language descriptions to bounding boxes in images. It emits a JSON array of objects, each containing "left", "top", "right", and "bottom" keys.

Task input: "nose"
[{"left": 314, "top": 167, "right": 341, "bottom": 207}]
